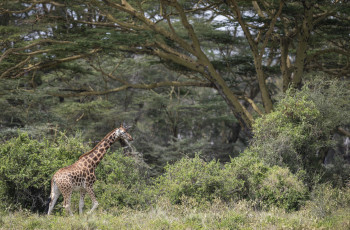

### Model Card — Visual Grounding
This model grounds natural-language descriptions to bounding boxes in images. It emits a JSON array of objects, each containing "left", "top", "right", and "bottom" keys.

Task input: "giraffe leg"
[
  {"left": 86, "top": 186, "right": 99, "bottom": 214},
  {"left": 47, "top": 180, "right": 61, "bottom": 215},
  {"left": 62, "top": 190, "right": 73, "bottom": 216},
  {"left": 79, "top": 189, "right": 86, "bottom": 215}
]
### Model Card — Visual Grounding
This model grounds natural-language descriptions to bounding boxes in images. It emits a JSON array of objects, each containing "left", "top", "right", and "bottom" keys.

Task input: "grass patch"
[{"left": 0, "top": 198, "right": 349, "bottom": 230}]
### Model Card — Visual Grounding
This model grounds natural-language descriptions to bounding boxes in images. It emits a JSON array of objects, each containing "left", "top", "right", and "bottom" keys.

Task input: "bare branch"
[{"left": 13, "top": 49, "right": 52, "bottom": 56}]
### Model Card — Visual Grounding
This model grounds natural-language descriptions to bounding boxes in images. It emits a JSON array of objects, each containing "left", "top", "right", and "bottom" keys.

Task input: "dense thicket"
[
  {"left": 0, "top": 132, "right": 148, "bottom": 212},
  {"left": 251, "top": 76, "right": 350, "bottom": 186},
  {"left": 0, "top": 77, "right": 348, "bottom": 214}
]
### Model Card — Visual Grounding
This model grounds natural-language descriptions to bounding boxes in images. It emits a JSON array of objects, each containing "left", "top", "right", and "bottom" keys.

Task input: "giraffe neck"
[{"left": 80, "top": 131, "right": 118, "bottom": 169}]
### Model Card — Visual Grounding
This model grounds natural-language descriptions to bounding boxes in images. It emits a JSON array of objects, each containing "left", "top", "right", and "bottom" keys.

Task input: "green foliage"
[
  {"left": 223, "top": 152, "right": 269, "bottom": 200},
  {"left": 154, "top": 153, "right": 307, "bottom": 211},
  {"left": 252, "top": 76, "right": 350, "bottom": 183},
  {"left": 154, "top": 154, "right": 230, "bottom": 204},
  {"left": 0, "top": 132, "right": 87, "bottom": 211},
  {"left": 54, "top": 99, "right": 114, "bottom": 125},
  {"left": 0, "top": 131, "right": 150, "bottom": 212},
  {"left": 94, "top": 152, "right": 150, "bottom": 209},
  {"left": 256, "top": 166, "right": 307, "bottom": 211},
  {"left": 225, "top": 152, "right": 307, "bottom": 211}
]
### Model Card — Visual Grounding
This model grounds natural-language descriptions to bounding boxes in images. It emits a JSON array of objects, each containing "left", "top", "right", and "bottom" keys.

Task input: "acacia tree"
[{"left": 1, "top": 0, "right": 349, "bottom": 131}]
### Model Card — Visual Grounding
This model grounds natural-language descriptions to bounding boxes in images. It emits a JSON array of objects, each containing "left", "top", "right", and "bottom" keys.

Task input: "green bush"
[
  {"left": 94, "top": 152, "right": 151, "bottom": 209},
  {"left": 224, "top": 152, "right": 307, "bottom": 211},
  {"left": 253, "top": 89, "right": 323, "bottom": 173},
  {"left": 154, "top": 153, "right": 307, "bottom": 211},
  {"left": 223, "top": 151, "right": 269, "bottom": 200},
  {"left": 252, "top": 76, "right": 350, "bottom": 184},
  {"left": 256, "top": 166, "right": 307, "bottom": 211},
  {"left": 0, "top": 132, "right": 149, "bottom": 212},
  {"left": 0, "top": 132, "right": 86, "bottom": 211},
  {"left": 154, "top": 154, "right": 231, "bottom": 204}
]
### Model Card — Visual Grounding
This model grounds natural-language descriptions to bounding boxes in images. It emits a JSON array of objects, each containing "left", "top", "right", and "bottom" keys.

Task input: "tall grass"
[{"left": 1, "top": 195, "right": 349, "bottom": 230}]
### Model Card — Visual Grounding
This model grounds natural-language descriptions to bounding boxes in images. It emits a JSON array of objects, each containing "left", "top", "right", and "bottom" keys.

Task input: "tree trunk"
[
  {"left": 292, "top": 2, "right": 314, "bottom": 88},
  {"left": 280, "top": 37, "right": 292, "bottom": 92},
  {"left": 254, "top": 56, "right": 273, "bottom": 113},
  {"left": 205, "top": 64, "right": 254, "bottom": 130}
]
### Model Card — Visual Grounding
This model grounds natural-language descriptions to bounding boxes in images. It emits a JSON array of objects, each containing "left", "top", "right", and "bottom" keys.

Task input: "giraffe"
[{"left": 47, "top": 125, "right": 133, "bottom": 216}]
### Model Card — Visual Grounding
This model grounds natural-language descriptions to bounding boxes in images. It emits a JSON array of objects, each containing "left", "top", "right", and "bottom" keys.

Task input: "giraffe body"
[{"left": 47, "top": 126, "right": 133, "bottom": 215}]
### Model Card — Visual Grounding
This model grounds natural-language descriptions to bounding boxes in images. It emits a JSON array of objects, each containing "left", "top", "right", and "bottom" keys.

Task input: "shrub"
[
  {"left": 155, "top": 154, "right": 228, "bottom": 203},
  {"left": 154, "top": 154, "right": 244, "bottom": 204},
  {"left": 0, "top": 132, "right": 86, "bottom": 212},
  {"left": 223, "top": 151, "right": 268, "bottom": 200},
  {"left": 94, "top": 152, "right": 151, "bottom": 209},
  {"left": 154, "top": 153, "right": 307, "bottom": 211},
  {"left": 224, "top": 152, "right": 307, "bottom": 211},
  {"left": 256, "top": 166, "right": 308, "bottom": 211},
  {"left": 252, "top": 76, "right": 350, "bottom": 184},
  {"left": 0, "top": 132, "right": 149, "bottom": 212}
]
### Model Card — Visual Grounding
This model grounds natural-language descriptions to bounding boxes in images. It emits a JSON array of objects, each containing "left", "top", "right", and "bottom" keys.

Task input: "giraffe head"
[{"left": 114, "top": 124, "right": 133, "bottom": 142}]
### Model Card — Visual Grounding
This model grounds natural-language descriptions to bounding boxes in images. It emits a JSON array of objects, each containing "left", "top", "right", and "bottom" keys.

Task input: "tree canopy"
[
  {"left": 1, "top": 0, "right": 349, "bottom": 130},
  {"left": 1, "top": 0, "right": 349, "bottom": 168}
]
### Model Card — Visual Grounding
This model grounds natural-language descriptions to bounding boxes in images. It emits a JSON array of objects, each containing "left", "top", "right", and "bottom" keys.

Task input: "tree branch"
[
  {"left": 0, "top": 57, "right": 30, "bottom": 78},
  {"left": 49, "top": 80, "right": 213, "bottom": 97},
  {"left": 227, "top": 0, "right": 257, "bottom": 53},
  {"left": 252, "top": 1, "right": 266, "bottom": 19},
  {"left": 0, "top": 39, "right": 73, "bottom": 63},
  {"left": 259, "top": 0, "right": 283, "bottom": 58},
  {"left": 337, "top": 127, "right": 350, "bottom": 138},
  {"left": 306, "top": 48, "right": 350, "bottom": 63},
  {"left": 1, "top": 48, "right": 100, "bottom": 79},
  {"left": 169, "top": 1, "right": 202, "bottom": 55},
  {"left": 101, "top": 0, "right": 196, "bottom": 55},
  {"left": 0, "top": 1, "right": 65, "bottom": 14},
  {"left": 239, "top": 96, "right": 264, "bottom": 116}
]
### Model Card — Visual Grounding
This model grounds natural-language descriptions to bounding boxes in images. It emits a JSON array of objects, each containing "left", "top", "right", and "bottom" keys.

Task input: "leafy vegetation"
[
  {"left": 155, "top": 154, "right": 307, "bottom": 211},
  {"left": 0, "top": 78, "right": 349, "bottom": 229},
  {"left": 0, "top": 132, "right": 149, "bottom": 212},
  {"left": 1, "top": 0, "right": 349, "bottom": 228},
  {"left": 251, "top": 76, "right": 350, "bottom": 185},
  {"left": 0, "top": 132, "right": 87, "bottom": 211}
]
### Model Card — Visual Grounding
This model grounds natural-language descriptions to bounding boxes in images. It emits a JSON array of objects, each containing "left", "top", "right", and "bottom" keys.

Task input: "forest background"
[{"left": 0, "top": 0, "right": 350, "bottom": 229}]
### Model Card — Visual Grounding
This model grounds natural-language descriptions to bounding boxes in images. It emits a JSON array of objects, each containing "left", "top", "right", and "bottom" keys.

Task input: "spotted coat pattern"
[{"left": 47, "top": 126, "right": 133, "bottom": 215}]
